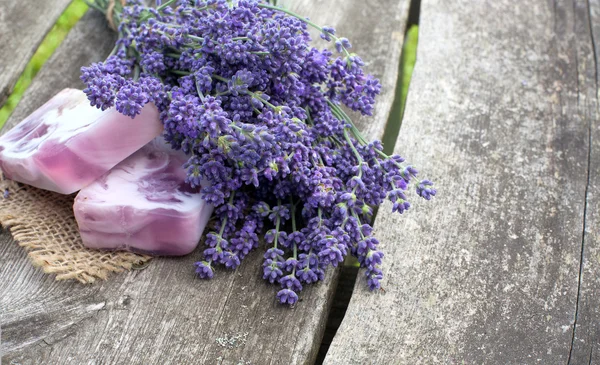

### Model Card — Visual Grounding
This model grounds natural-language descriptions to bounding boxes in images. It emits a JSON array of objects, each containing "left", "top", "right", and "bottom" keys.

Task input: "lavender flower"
[
  {"left": 195, "top": 261, "right": 214, "bottom": 279},
  {"left": 83, "top": 0, "right": 435, "bottom": 305},
  {"left": 277, "top": 288, "right": 299, "bottom": 305},
  {"left": 417, "top": 179, "right": 437, "bottom": 200},
  {"left": 320, "top": 26, "right": 336, "bottom": 42}
]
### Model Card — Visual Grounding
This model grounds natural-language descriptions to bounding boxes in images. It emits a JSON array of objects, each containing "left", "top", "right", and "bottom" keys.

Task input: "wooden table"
[{"left": 1, "top": 0, "right": 598, "bottom": 364}]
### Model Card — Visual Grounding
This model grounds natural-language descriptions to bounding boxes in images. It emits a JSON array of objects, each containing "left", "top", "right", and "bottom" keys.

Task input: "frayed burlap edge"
[{"left": 0, "top": 179, "right": 151, "bottom": 283}]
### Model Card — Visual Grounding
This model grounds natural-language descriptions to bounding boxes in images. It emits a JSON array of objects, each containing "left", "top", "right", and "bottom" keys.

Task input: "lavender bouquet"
[{"left": 81, "top": 0, "right": 436, "bottom": 304}]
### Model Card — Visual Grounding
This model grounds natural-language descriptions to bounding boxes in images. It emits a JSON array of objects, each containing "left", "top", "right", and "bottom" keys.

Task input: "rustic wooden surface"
[
  {"left": 0, "top": 0, "right": 72, "bottom": 108},
  {"left": 570, "top": 1, "right": 600, "bottom": 363},
  {"left": 0, "top": 1, "right": 409, "bottom": 364},
  {"left": 325, "top": 0, "right": 600, "bottom": 364}
]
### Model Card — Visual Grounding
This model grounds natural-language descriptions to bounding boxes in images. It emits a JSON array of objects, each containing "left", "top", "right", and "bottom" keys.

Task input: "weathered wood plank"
[
  {"left": 0, "top": 0, "right": 72, "bottom": 108},
  {"left": 0, "top": 1, "right": 410, "bottom": 364},
  {"left": 569, "top": 1, "right": 600, "bottom": 364},
  {"left": 325, "top": 0, "right": 599, "bottom": 363}
]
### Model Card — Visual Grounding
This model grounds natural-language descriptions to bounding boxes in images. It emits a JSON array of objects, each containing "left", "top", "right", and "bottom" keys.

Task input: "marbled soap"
[
  {"left": 74, "top": 138, "right": 213, "bottom": 256},
  {"left": 0, "top": 88, "right": 162, "bottom": 194}
]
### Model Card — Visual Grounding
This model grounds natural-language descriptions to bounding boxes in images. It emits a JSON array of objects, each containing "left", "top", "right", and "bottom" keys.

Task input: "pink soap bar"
[
  {"left": 0, "top": 88, "right": 162, "bottom": 194},
  {"left": 74, "top": 138, "right": 213, "bottom": 256}
]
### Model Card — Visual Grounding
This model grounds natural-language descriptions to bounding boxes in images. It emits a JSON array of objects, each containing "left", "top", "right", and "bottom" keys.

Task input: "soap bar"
[
  {"left": 74, "top": 138, "right": 213, "bottom": 256},
  {"left": 0, "top": 88, "right": 162, "bottom": 194}
]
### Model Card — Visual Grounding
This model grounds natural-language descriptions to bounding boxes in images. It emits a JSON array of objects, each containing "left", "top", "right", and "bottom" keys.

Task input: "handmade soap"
[
  {"left": 0, "top": 88, "right": 162, "bottom": 194},
  {"left": 74, "top": 138, "right": 213, "bottom": 256}
]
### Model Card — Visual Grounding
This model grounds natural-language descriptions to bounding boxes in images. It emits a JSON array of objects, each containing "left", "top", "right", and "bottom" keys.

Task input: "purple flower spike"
[
  {"left": 228, "top": 69, "right": 255, "bottom": 96},
  {"left": 263, "top": 259, "right": 284, "bottom": 283},
  {"left": 279, "top": 274, "right": 303, "bottom": 292},
  {"left": 417, "top": 179, "right": 437, "bottom": 200},
  {"left": 277, "top": 289, "right": 299, "bottom": 305},
  {"left": 320, "top": 26, "right": 336, "bottom": 41},
  {"left": 195, "top": 261, "right": 214, "bottom": 279}
]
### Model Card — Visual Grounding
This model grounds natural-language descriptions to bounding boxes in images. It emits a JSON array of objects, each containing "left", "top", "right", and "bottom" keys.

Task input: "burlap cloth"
[{"left": 0, "top": 178, "right": 151, "bottom": 283}]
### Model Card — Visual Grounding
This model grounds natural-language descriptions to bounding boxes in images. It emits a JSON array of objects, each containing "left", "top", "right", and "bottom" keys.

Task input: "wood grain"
[
  {"left": 569, "top": 1, "right": 600, "bottom": 364},
  {"left": 0, "top": 1, "right": 410, "bottom": 364},
  {"left": 0, "top": 0, "right": 72, "bottom": 108},
  {"left": 325, "top": 0, "right": 600, "bottom": 363}
]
